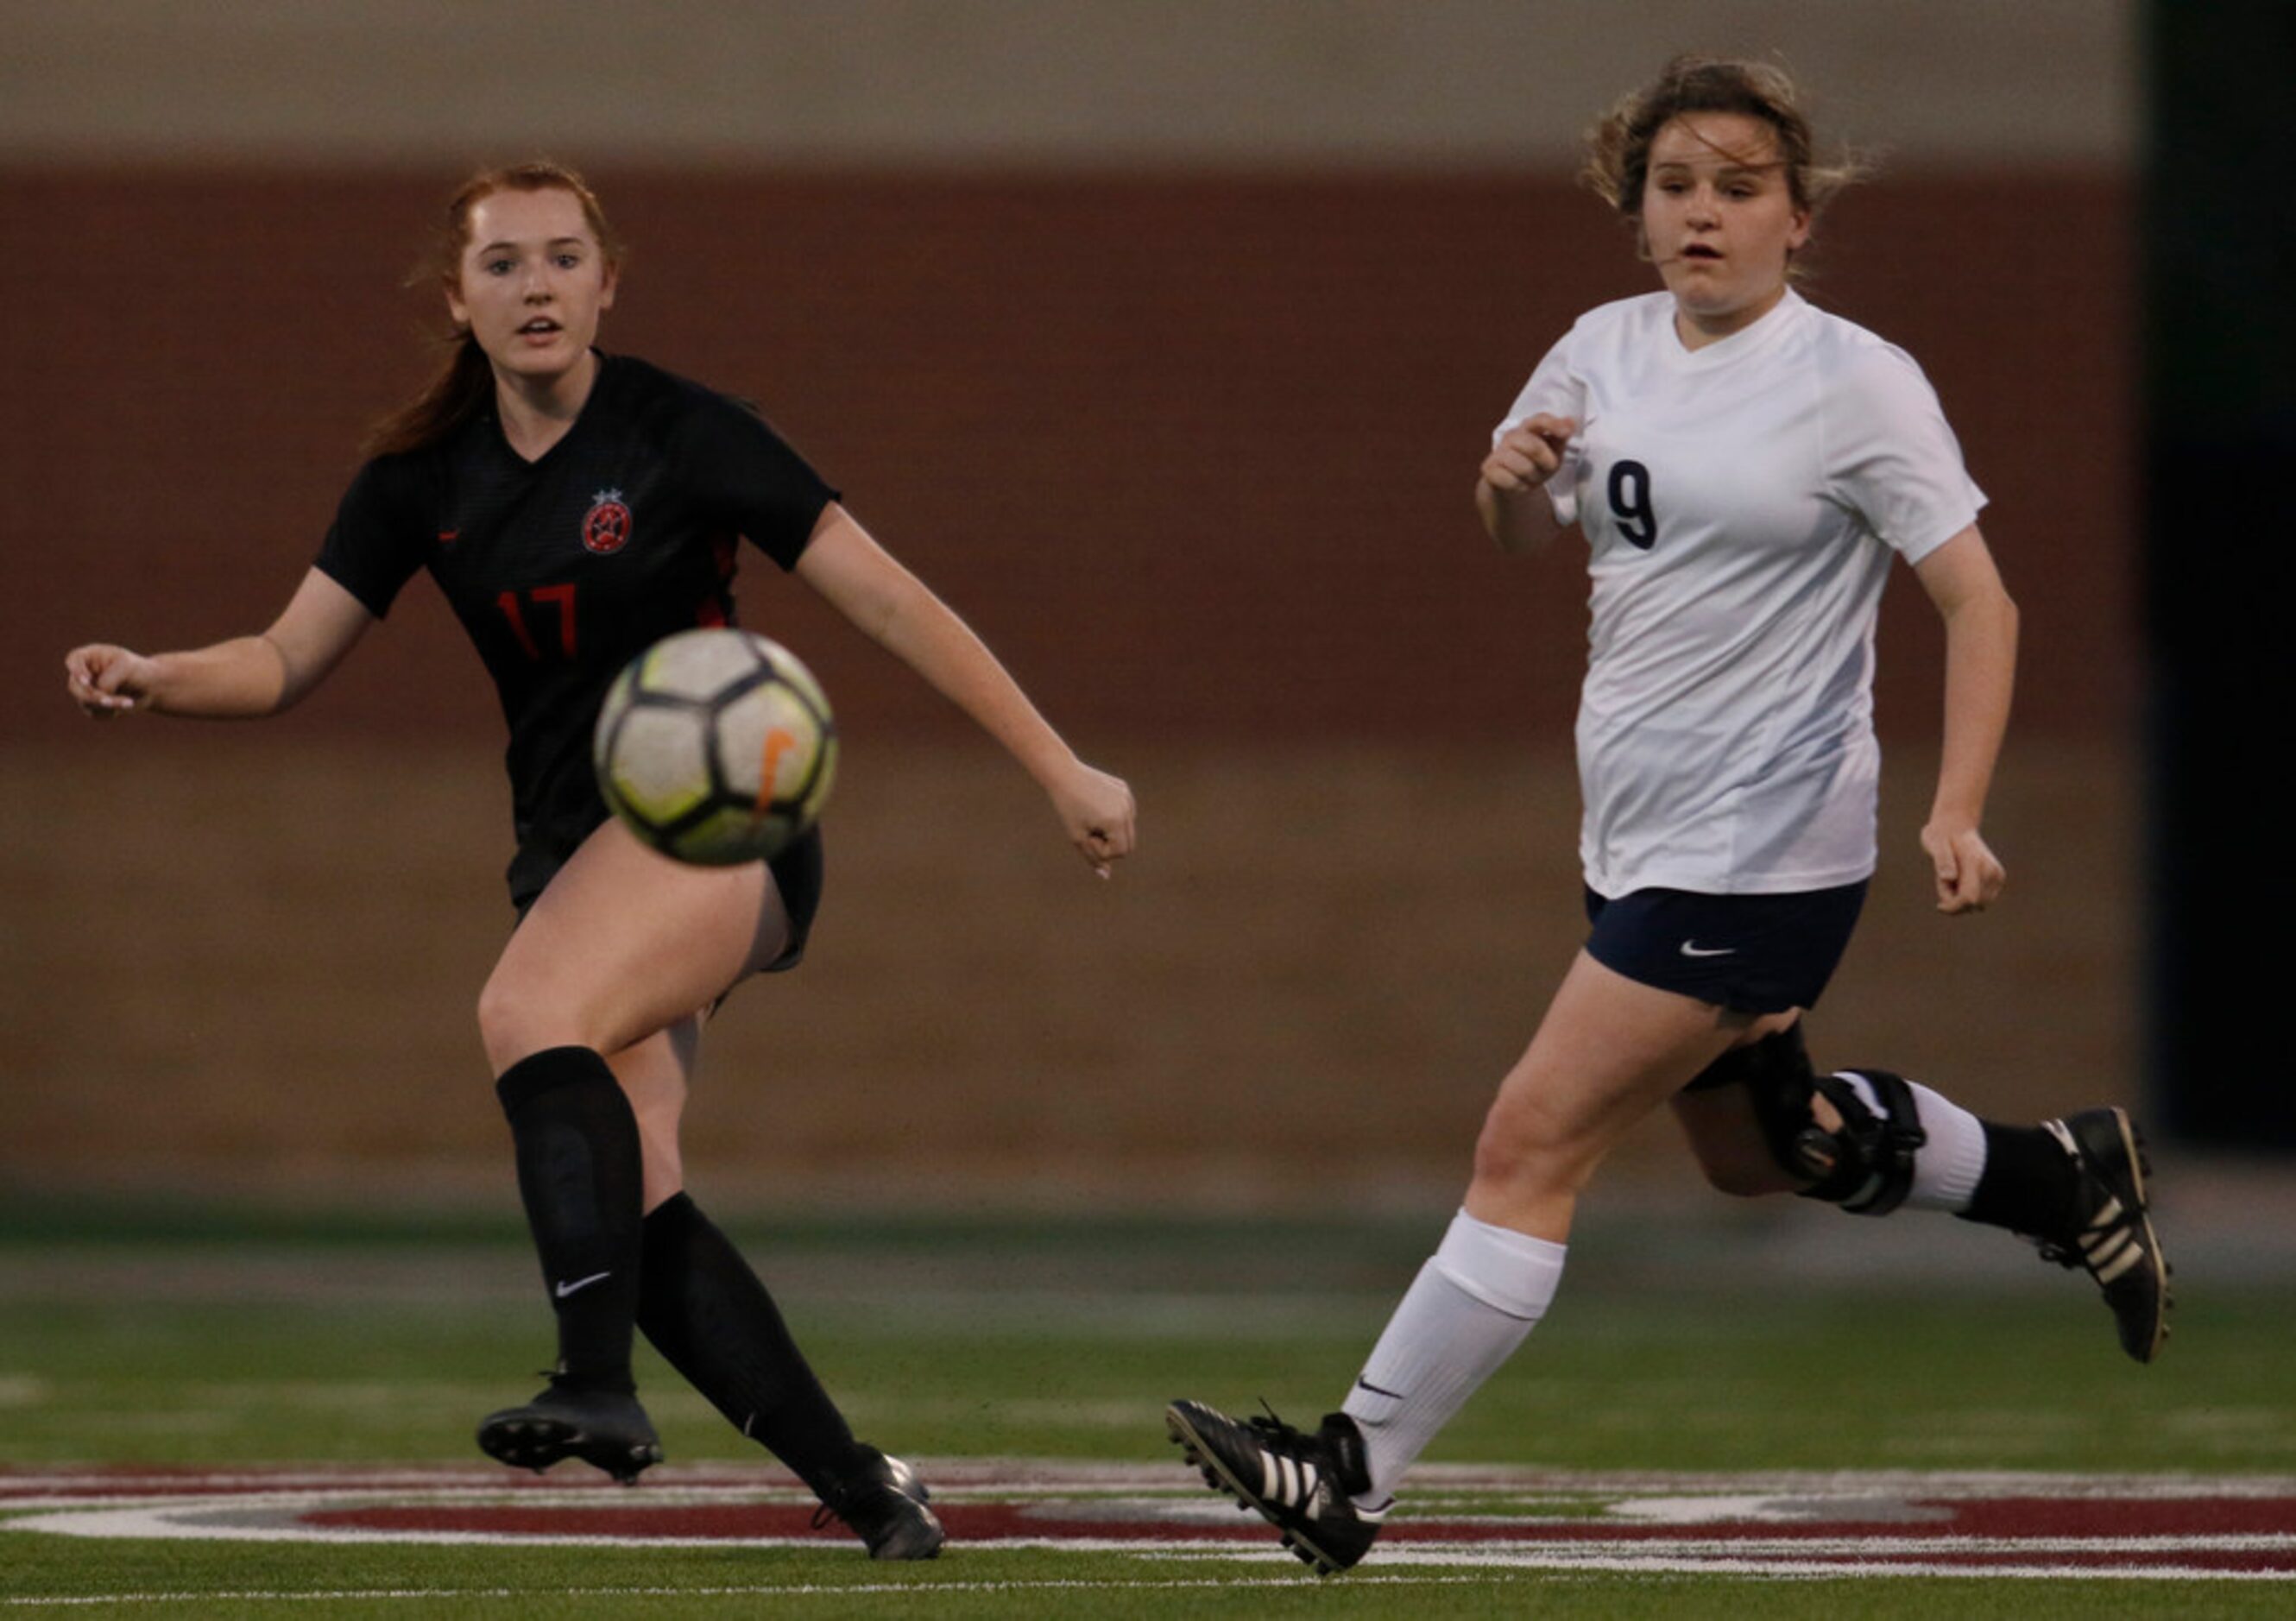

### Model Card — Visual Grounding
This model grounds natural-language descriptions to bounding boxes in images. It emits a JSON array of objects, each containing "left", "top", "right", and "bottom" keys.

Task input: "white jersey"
[{"left": 1496, "top": 289, "right": 1984, "bottom": 897}]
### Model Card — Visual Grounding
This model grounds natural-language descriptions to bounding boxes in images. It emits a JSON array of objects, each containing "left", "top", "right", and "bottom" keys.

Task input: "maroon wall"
[
  {"left": 2, "top": 167, "right": 2137, "bottom": 1190},
  {"left": 4, "top": 168, "right": 2129, "bottom": 751}
]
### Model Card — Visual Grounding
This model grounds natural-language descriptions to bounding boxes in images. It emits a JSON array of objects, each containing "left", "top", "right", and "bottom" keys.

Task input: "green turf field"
[{"left": 3, "top": 1196, "right": 2292, "bottom": 1616}]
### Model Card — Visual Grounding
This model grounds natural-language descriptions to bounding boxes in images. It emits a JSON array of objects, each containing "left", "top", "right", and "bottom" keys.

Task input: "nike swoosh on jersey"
[{"left": 1678, "top": 941, "right": 1738, "bottom": 958}]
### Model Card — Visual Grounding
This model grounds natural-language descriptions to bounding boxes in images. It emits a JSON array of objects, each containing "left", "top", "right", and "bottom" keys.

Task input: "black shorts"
[
  {"left": 1581, "top": 880, "right": 1867, "bottom": 1015},
  {"left": 756, "top": 824, "right": 824, "bottom": 974},
  {"left": 512, "top": 822, "right": 825, "bottom": 975}
]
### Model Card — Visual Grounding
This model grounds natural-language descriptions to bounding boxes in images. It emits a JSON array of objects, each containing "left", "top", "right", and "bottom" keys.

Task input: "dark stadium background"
[{"left": 2, "top": 1, "right": 2280, "bottom": 1210}]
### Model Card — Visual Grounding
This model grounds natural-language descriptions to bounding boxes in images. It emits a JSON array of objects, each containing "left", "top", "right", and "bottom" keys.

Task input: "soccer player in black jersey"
[{"left": 65, "top": 161, "right": 1136, "bottom": 1560}]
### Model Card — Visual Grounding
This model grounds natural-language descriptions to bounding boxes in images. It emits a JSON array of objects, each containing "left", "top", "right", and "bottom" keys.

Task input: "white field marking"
[
  {"left": 9, "top": 1466, "right": 2296, "bottom": 1511},
  {"left": 0, "top": 1484, "right": 1207, "bottom": 1517},
  {"left": 9, "top": 1465, "right": 2296, "bottom": 1504},
  {"left": 14, "top": 1463, "right": 2296, "bottom": 1497},
  {"left": 1606, "top": 1493, "right": 1953, "bottom": 1523},
  {"left": 13, "top": 1464, "right": 2296, "bottom": 1510},
  {"left": 29, "top": 1504, "right": 2289, "bottom": 1567},
  {"left": 5, "top": 1465, "right": 2296, "bottom": 1584},
  {"left": 0, "top": 1575, "right": 1530, "bottom": 1608},
  {"left": 1353, "top": 1536, "right": 2296, "bottom": 1556},
  {"left": 1239, "top": 1551, "right": 2296, "bottom": 1582}
]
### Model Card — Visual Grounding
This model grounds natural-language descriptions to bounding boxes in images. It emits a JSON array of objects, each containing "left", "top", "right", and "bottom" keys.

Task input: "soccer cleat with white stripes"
[
  {"left": 2037, "top": 1107, "right": 2171, "bottom": 1364},
  {"left": 1165, "top": 1399, "right": 1385, "bottom": 1575}
]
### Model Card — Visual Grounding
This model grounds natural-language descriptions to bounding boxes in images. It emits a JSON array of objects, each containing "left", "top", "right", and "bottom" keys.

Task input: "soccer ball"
[{"left": 593, "top": 628, "right": 837, "bottom": 865}]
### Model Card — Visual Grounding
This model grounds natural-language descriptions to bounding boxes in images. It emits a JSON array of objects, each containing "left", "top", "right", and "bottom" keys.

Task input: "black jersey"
[{"left": 316, "top": 352, "right": 837, "bottom": 905}]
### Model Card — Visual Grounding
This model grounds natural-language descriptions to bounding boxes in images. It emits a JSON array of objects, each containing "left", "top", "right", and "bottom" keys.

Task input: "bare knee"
[
  {"left": 477, "top": 963, "right": 584, "bottom": 1075},
  {"left": 1470, "top": 1094, "right": 1596, "bottom": 1206},
  {"left": 1681, "top": 1107, "right": 1807, "bottom": 1195},
  {"left": 1673, "top": 1049, "right": 1813, "bottom": 1199}
]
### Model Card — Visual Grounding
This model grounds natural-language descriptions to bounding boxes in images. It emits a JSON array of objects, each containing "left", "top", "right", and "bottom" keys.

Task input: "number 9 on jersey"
[{"left": 593, "top": 628, "right": 837, "bottom": 866}]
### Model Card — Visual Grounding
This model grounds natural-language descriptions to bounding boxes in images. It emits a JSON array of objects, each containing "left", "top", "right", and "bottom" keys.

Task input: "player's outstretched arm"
[
  {"left": 1477, "top": 414, "right": 1578, "bottom": 556},
  {"left": 1912, "top": 525, "right": 2018, "bottom": 914},
  {"left": 794, "top": 503, "right": 1136, "bottom": 877},
  {"left": 65, "top": 568, "right": 376, "bottom": 721}
]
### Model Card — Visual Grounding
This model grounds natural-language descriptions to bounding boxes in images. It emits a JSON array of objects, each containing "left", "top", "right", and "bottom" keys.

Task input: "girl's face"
[
  {"left": 1639, "top": 113, "right": 1810, "bottom": 345},
  {"left": 445, "top": 186, "right": 617, "bottom": 386}
]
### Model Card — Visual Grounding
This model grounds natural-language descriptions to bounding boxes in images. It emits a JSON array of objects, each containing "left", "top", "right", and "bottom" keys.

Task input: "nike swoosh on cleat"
[
  {"left": 1678, "top": 941, "right": 1737, "bottom": 958},
  {"left": 553, "top": 1271, "right": 613, "bottom": 1299}
]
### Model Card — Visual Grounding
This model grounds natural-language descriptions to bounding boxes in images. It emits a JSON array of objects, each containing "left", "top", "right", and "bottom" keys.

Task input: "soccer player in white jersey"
[{"left": 1167, "top": 55, "right": 2168, "bottom": 1576}]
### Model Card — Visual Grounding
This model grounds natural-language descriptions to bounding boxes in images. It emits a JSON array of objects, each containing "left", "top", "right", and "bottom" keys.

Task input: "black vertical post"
[{"left": 2143, "top": 3, "right": 2296, "bottom": 1145}]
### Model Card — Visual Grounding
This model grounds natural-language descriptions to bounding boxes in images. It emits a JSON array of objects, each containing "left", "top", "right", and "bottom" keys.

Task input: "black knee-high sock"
[
  {"left": 495, "top": 1046, "right": 646, "bottom": 1392},
  {"left": 1958, "top": 1120, "right": 2082, "bottom": 1237},
  {"left": 637, "top": 1193, "right": 865, "bottom": 1493}
]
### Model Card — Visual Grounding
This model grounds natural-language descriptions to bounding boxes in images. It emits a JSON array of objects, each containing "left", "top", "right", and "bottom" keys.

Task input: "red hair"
[{"left": 363, "top": 161, "right": 624, "bottom": 459}]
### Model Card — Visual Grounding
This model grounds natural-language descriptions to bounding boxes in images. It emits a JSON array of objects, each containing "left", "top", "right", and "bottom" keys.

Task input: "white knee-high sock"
[
  {"left": 1340, "top": 1209, "right": 1566, "bottom": 1507},
  {"left": 1904, "top": 1080, "right": 1989, "bottom": 1211},
  {"left": 1829, "top": 1071, "right": 1989, "bottom": 1213}
]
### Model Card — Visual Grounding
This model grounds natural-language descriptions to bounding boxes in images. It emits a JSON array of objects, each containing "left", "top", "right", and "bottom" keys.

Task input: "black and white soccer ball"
[{"left": 593, "top": 628, "right": 837, "bottom": 866}]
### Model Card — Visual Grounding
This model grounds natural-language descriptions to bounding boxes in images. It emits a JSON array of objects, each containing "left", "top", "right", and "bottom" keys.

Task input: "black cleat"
[
  {"left": 811, "top": 1446, "right": 945, "bottom": 1560},
  {"left": 2038, "top": 1107, "right": 2172, "bottom": 1364},
  {"left": 476, "top": 1376, "right": 662, "bottom": 1485},
  {"left": 1165, "top": 1399, "right": 1385, "bottom": 1575}
]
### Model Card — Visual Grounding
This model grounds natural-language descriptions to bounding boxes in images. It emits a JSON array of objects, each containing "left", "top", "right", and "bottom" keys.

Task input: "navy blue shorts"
[{"left": 1582, "top": 881, "right": 1867, "bottom": 1014}]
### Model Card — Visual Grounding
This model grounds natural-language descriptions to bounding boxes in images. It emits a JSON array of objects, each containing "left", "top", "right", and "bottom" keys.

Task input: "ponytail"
[{"left": 363, "top": 331, "right": 495, "bottom": 459}]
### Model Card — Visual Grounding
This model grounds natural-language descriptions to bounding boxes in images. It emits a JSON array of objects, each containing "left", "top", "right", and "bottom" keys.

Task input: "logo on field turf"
[
  {"left": 9, "top": 1466, "right": 2294, "bottom": 1580},
  {"left": 583, "top": 489, "right": 633, "bottom": 555}
]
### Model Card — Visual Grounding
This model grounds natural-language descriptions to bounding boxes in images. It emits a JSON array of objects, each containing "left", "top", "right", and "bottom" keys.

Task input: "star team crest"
[{"left": 583, "top": 489, "right": 633, "bottom": 555}]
